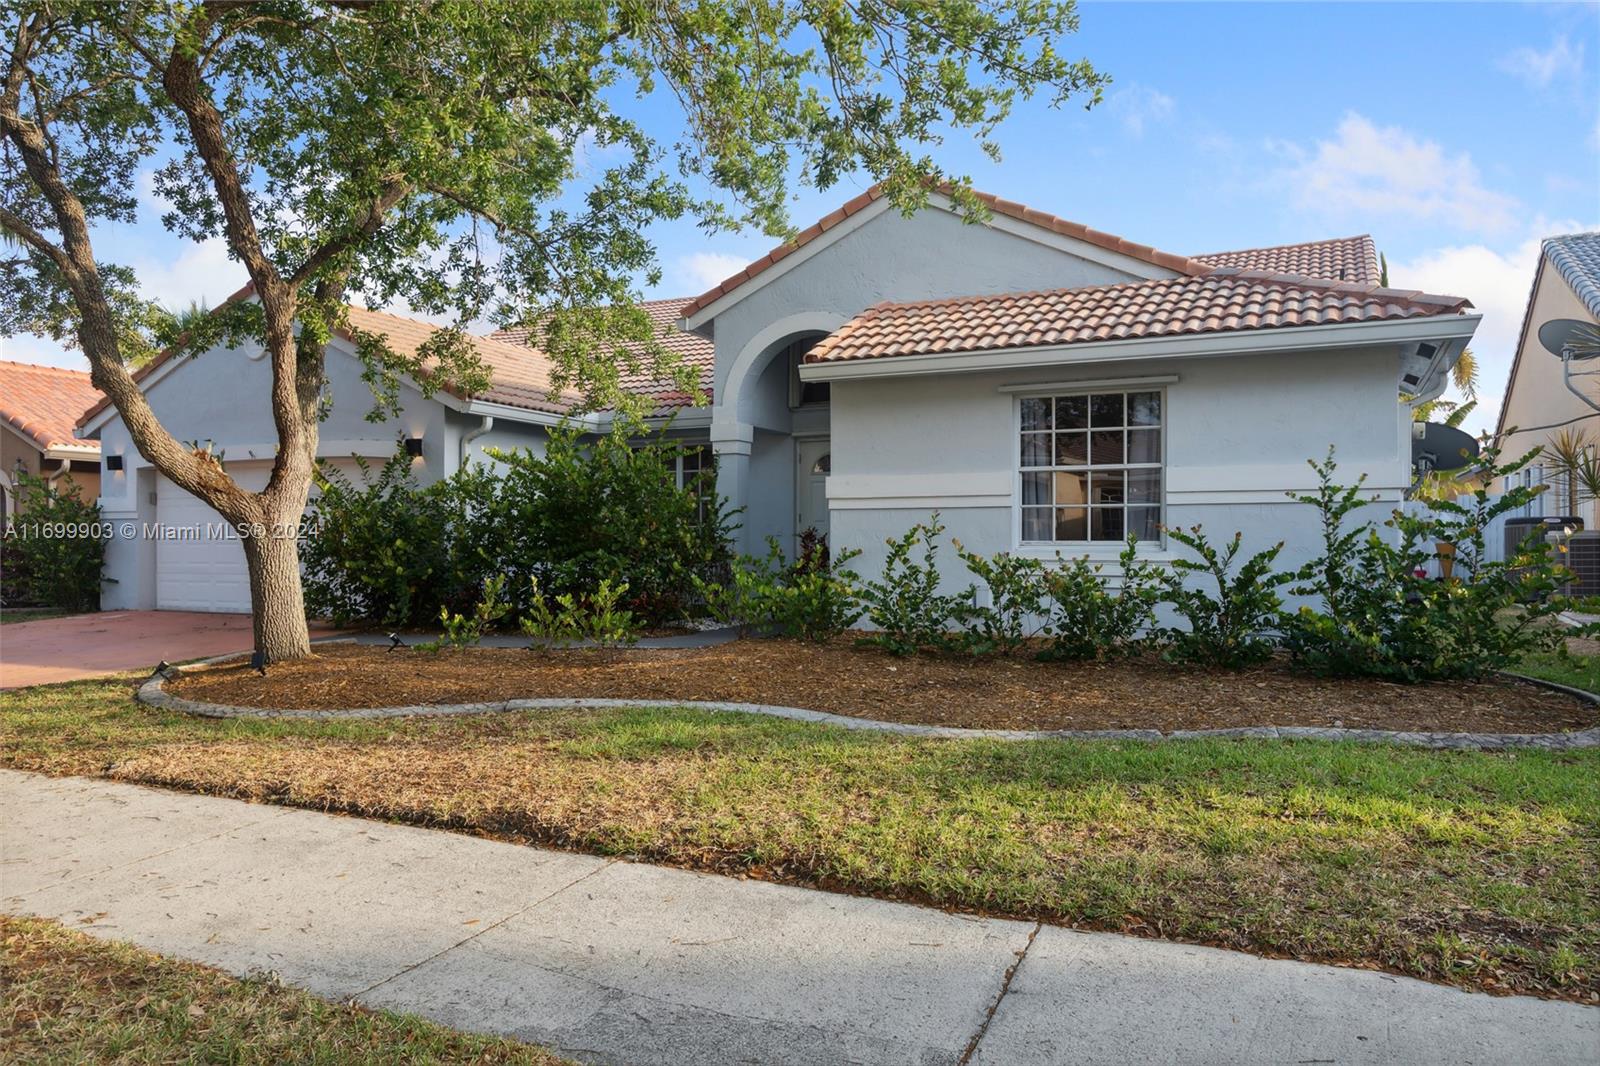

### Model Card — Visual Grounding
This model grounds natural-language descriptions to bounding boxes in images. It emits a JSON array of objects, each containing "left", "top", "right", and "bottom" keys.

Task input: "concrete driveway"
[{"left": 0, "top": 610, "right": 331, "bottom": 689}]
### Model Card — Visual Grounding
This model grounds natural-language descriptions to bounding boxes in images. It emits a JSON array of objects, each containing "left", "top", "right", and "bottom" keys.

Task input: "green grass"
[
  {"left": 1, "top": 915, "right": 570, "bottom": 1064},
  {"left": 0, "top": 607, "right": 75, "bottom": 625},
  {"left": 1517, "top": 650, "right": 1600, "bottom": 694},
  {"left": 3, "top": 675, "right": 1597, "bottom": 1001}
]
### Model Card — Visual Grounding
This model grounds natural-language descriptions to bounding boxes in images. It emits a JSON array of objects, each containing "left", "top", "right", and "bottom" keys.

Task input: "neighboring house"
[
  {"left": 1495, "top": 232, "right": 1600, "bottom": 530},
  {"left": 0, "top": 360, "right": 102, "bottom": 523},
  {"left": 79, "top": 186, "right": 1479, "bottom": 613}
]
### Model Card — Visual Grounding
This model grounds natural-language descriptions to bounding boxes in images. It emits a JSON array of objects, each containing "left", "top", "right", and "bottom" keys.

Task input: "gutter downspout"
[{"left": 459, "top": 415, "right": 494, "bottom": 474}]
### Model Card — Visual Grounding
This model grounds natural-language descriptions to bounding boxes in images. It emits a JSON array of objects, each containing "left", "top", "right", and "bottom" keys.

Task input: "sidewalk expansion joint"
[
  {"left": 958, "top": 920, "right": 1040, "bottom": 1065},
  {"left": 346, "top": 857, "right": 620, "bottom": 1003}
]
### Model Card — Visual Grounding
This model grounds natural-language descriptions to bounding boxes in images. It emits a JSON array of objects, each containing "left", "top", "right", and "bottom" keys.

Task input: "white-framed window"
[
  {"left": 666, "top": 443, "right": 716, "bottom": 521},
  {"left": 1018, "top": 389, "right": 1163, "bottom": 544}
]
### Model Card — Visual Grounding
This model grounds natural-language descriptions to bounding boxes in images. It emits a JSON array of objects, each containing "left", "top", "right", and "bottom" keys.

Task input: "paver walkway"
[
  {"left": 0, "top": 611, "right": 339, "bottom": 689},
  {"left": 3, "top": 770, "right": 1595, "bottom": 1065}
]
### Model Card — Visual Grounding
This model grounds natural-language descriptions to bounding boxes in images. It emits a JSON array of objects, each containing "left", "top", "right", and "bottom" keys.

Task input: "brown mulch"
[{"left": 166, "top": 638, "right": 1599, "bottom": 734}]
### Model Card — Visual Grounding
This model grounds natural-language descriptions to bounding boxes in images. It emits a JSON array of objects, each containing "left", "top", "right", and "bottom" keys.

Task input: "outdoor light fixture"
[
  {"left": 105, "top": 455, "right": 124, "bottom": 471},
  {"left": 404, "top": 436, "right": 425, "bottom": 458}
]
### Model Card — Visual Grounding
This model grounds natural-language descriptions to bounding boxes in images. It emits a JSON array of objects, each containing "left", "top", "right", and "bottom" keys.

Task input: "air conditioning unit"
[
  {"left": 1505, "top": 516, "right": 1586, "bottom": 596},
  {"left": 1565, "top": 531, "right": 1600, "bottom": 598}
]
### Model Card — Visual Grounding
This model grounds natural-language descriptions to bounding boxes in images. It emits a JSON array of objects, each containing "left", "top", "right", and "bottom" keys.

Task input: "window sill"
[{"left": 1012, "top": 544, "right": 1177, "bottom": 566}]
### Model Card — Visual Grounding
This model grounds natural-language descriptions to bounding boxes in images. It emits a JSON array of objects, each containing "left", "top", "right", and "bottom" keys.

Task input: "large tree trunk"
[{"left": 241, "top": 525, "right": 312, "bottom": 662}]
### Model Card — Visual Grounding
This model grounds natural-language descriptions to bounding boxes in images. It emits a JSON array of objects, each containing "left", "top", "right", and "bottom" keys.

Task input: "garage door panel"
[{"left": 154, "top": 460, "right": 360, "bottom": 614}]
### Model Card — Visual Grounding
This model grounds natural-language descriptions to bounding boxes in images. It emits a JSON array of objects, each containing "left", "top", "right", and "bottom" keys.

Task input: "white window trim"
[{"left": 1011, "top": 385, "right": 1169, "bottom": 553}]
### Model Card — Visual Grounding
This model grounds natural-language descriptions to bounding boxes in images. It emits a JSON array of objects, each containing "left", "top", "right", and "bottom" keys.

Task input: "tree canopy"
[{"left": 1, "top": 0, "right": 1106, "bottom": 658}]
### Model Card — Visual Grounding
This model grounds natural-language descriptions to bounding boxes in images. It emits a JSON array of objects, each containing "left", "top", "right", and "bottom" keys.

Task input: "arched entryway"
[{"left": 711, "top": 313, "right": 844, "bottom": 556}]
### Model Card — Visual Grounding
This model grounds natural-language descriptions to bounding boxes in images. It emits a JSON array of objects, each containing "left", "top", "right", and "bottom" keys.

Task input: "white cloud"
[
  {"left": 673, "top": 251, "right": 752, "bottom": 293},
  {"left": 131, "top": 238, "right": 244, "bottom": 313},
  {"left": 1497, "top": 36, "right": 1584, "bottom": 88},
  {"left": 1272, "top": 113, "right": 1520, "bottom": 235},
  {"left": 1106, "top": 84, "right": 1174, "bottom": 137},
  {"left": 1388, "top": 221, "right": 1591, "bottom": 434}
]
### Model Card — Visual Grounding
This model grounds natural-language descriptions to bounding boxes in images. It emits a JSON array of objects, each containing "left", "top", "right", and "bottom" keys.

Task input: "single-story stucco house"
[{"left": 78, "top": 186, "right": 1480, "bottom": 614}]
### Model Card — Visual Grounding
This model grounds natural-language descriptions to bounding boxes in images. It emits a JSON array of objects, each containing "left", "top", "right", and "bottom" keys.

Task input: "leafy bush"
[
  {"left": 692, "top": 536, "right": 862, "bottom": 642},
  {"left": 1, "top": 472, "right": 104, "bottom": 612},
  {"left": 857, "top": 513, "right": 961, "bottom": 656},
  {"left": 423, "top": 574, "right": 511, "bottom": 652},
  {"left": 301, "top": 454, "right": 497, "bottom": 627},
  {"left": 1283, "top": 445, "right": 1573, "bottom": 681},
  {"left": 302, "top": 424, "right": 733, "bottom": 629},
  {"left": 521, "top": 576, "right": 640, "bottom": 649},
  {"left": 492, "top": 425, "right": 733, "bottom": 624},
  {"left": 1039, "top": 535, "right": 1162, "bottom": 661},
  {"left": 950, "top": 542, "right": 1046, "bottom": 656},
  {"left": 1159, "top": 526, "right": 1288, "bottom": 668}
]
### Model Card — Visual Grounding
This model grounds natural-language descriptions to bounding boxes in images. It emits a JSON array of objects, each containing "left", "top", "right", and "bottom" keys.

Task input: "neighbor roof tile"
[{"left": 0, "top": 360, "right": 102, "bottom": 453}]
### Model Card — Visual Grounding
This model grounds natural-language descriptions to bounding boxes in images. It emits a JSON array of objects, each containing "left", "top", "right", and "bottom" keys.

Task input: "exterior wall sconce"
[
  {"left": 105, "top": 454, "right": 125, "bottom": 471},
  {"left": 404, "top": 436, "right": 425, "bottom": 458}
]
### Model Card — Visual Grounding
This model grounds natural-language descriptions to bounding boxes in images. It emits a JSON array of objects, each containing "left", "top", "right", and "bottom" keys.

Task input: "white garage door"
[
  {"left": 155, "top": 463, "right": 270, "bottom": 612},
  {"left": 154, "top": 460, "right": 360, "bottom": 613}
]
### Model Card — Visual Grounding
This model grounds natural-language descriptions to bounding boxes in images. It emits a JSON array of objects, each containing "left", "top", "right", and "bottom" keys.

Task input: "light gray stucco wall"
[
  {"left": 827, "top": 344, "right": 1409, "bottom": 605},
  {"left": 89, "top": 336, "right": 554, "bottom": 610},
  {"left": 709, "top": 202, "right": 1165, "bottom": 555}
]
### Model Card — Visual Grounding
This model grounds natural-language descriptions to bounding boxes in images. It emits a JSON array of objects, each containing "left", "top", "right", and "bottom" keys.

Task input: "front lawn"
[
  {"left": 1, "top": 915, "right": 569, "bottom": 1064},
  {"left": 3, "top": 676, "right": 1597, "bottom": 1002}
]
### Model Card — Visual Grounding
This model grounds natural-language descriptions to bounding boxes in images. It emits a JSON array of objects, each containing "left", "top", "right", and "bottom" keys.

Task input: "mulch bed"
[{"left": 166, "top": 638, "right": 1598, "bottom": 734}]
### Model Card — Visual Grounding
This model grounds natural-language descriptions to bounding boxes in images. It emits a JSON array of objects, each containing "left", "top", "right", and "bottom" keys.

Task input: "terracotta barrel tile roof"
[
  {"left": 0, "top": 360, "right": 102, "bottom": 453},
  {"left": 1194, "top": 235, "right": 1381, "bottom": 286},
  {"left": 490, "top": 296, "right": 715, "bottom": 410},
  {"left": 804, "top": 269, "right": 1472, "bottom": 364}
]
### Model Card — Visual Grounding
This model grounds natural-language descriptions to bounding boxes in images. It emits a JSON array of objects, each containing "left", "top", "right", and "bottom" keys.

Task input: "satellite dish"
[
  {"left": 1539, "top": 318, "right": 1600, "bottom": 361},
  {"left": 1412, "top": 421, "right": 1480, "bottom": 473}
]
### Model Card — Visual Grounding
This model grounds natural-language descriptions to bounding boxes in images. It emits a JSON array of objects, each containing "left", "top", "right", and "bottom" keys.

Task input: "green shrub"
[
  {"left": 950, "top": 542, "right": 1047, "bottom": 656},
  {"left": 300, "top": 453, "right": 497, "bottom": 628},
  {"left": 692, "top": 536, "right": 862, "bottom": 642},
  {"left": 1, "top": 472, "right": 104, "bottom": 612},
  {"left": 521, "top": 575, "right": 640, "bottom": 648},
  {"left": 423, "top": 573, "right": 511, "bottom": 652},
  {"left": 493, "top": 424, "right": 733, "bottom": 625},
  {"left": 1159, "top": 526, "right": 1288, "bottom": 668},
  {"left": 1039, "top": 535, "right": 1162, "bottom": 661},
  {"left": 1283, "top": 445, "right": 1573, "bottom": 681},
  {"left": 857, "top": 513, "right": 961, "bottom": 656},
  {"left": 301, "top": 423, "right": 733, "bottom": 629}
]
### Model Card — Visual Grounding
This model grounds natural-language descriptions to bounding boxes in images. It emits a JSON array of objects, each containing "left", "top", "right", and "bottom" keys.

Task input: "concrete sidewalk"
[{"left": 3, "top": 770, "right": 1594, "bottom": 1065}]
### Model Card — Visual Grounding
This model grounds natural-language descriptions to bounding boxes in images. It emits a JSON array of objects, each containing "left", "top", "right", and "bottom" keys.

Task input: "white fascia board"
[
  {"left": 679, "top": 196, "right": 895, "bottom": 331},
  {"left": 798, "top": 314, "right": 1484, "bottom": 382},
  {"left": 42, "top": 443, "right": 101, "bottom": 460}
]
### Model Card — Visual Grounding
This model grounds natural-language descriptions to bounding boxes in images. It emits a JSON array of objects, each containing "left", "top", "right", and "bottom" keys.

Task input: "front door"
[{"left": 795, "top": 438, "right": 831, "bottom": 551}]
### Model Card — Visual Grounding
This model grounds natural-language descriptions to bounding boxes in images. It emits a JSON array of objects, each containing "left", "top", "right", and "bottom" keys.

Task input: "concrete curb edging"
[{"left": 136, "top": 650, "right": 1600, "bottom": 751}]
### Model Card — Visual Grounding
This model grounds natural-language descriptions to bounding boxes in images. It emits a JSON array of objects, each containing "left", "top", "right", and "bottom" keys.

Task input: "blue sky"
[{"left": 5, "top": 1, "right": 1597, "bottom": 433}]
